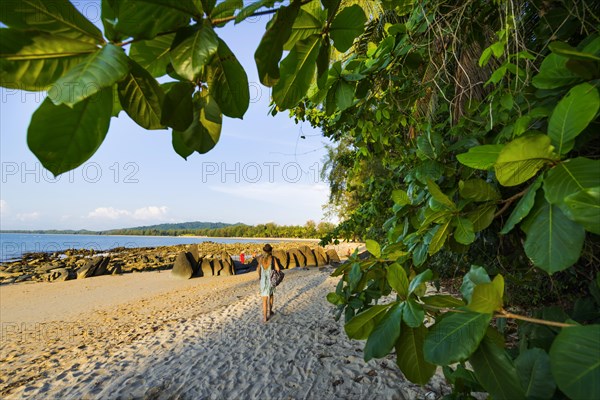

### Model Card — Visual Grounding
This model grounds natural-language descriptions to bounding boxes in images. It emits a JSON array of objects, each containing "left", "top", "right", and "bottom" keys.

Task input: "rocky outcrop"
[
  {"left": 326, "top": 249, "right": 341, "bottom": 263},
  {"left": 200, "top": 258, "right": 213, "bottom": 277},
  {"left": 314, "top": 247, "right": 328, "bottom": 266},
  {"left": 299, "top": 245, "right": 317, "bottom": 267},
  {"left": 77, "top": 257, "right": 104, "bottom": 279},
  {"left": 273, "top": 249, "right": 288, "bottom": 269},
  {"left": 171, "top": 252, "right": 197, "bottom": 279}
]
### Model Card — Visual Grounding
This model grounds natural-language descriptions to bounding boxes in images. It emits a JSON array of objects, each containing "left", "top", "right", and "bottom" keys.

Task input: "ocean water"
[{"left": 0, "top": 233, "right": 294, "bottom": 262}]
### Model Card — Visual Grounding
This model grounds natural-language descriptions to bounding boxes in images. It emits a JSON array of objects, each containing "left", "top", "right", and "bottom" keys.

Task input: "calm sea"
[{"left": 0, "top": 233, "right": 301, "bottom": 262}]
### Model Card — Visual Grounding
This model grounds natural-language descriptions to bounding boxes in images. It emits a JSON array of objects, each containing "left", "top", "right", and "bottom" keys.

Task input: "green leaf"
[
  {"left": 459, "top": 179, "right": 499, "bottom": 202},
  {"left": 211, "top": 0, "right": 243, "bottom": 22},
  {"left": 170, "top": 26, "right": 219, "bottom": 82},
  {"left": 550, "top": 324, "right": 600, "bottom": 400},
  {"left": 283, "top": 8, "right": 325, "bottom": 51},
  {"left": 174, "top": 92, "right": 223, "bottom": 154},
  {"left": 27, "top": 87, "right": 112, "bottom": 176},
  {"left": 52, "top": 44, "right": 130, "bottom": 107},
  {"left": 468, "top": 274, "right": 504, "bottom": 314},
  {"left": 500, "top": 93, "right": 513, "bottom": 110},
  {"left": 208, "top": 38, "right": 250, "bottom": 119},
  {"left": 456, "top": 144, "right": 503, "bottom": 170},
  {"left": 424, "top": 310, "right": 491, "bottom": 365},
  {"left": 469, "top": 336, "right": 526, "bottom": 400},
  {"left": 403, "top": 298, "right": 424, "bottom": 328},
  {"left": 109, "top": 0, "right": 193, "bottom": 40},
  {"left": 201, "top": 0, "right": 216, "bottom": 14},
  {"left": 565, "top": 187, "right": 600, "bottom": 234},
  {"left": 235, "top": 0, "right": 273, "bottom": 24},
  {"left": 0, "top": 0, "right": 104, "bottom": 44},
  {"left": 273, "top": 34, "right": 321, "bottom": 110},
  {"left": 515, "top": 348, "right": 556, "bottom": 399},
  {"left": 501, "top": 175, "right": 543, "bottom": 234},
  {"left": 392, "top": 189, "right": 411, "bottom": 206},
  {"left": 408, "top": 269, "right": 432, "bottom": 295},
  {"left": 387, "top": 262, "right": 408, "bottom": 298},
  {"left": 466, "top": 203, "right": 496, "bottom": 232},
  {"left": 523, "top": 194, "right": 585, "bottom": 274},
  {"left": 118, "top": 59, "right": 165, "bottom": 130},
  {"left": 335, "top": 80, "right": 355, "bottom": 111},
  {"left": 365, "top": 239, "right": 381, "bottom": 258},
  {"left": 427, "top": 179, "right": 455, "bottom": 210},
  {"left": 453, "top": 217, "right": 475, "bottom": 245},
  {"left": 254, "top": 2, "right": 301, "bottom": 87},
  {"left": 544, "top": 157, "right": 600, "bottom": 214},
  {"left": 549, "top": 41, "right": 600, "bottom": 62},
  {"left": 330, "top": 5, "right": 366, "bottom": 52},
  {"left": 494, "top": 134, "right": 557, "bottom": 187},
  {"left": 428, "top": 220, "right": 451, "bottom": 255},
  {"left": 0, "top": 29, "right": 98, "bottom": 91},
  {"left": 396, "top": 323, "right": 436, "bottom": 385},
  {"left": 129, "top": 34, "right": 175, "bottom": 78},
  {"left": 548, "top": 83, "right": 600, "bottom": 155},
  {"left": 161, "top": 82, "right": 194, "bottom": 131},
  {"left": 421, "top": 295, "right": 465, "bottom": 308},
  {"left": 172, "top": 130, "right": 194, "bottom": 160},
  {"left": 532, "top": 53, "right": 582, "bottom": 89},
  {"left": 344, "top": 304, "right": 391, "bottom": 340},
  {"left": 364, "top": 303, "right": 403, "bottom": 361},
  {"left": 460, "top": 265, "right": 491, "bottom": 303}
]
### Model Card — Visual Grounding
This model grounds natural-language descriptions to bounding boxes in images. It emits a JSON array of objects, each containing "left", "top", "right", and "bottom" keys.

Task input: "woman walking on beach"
[{"left": 258, "top": 244, "right": 281, "bottom": 322}]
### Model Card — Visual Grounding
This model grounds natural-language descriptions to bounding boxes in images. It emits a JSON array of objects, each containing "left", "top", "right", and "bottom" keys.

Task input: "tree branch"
[{"left": 494, "top": 187, "right": 528, "bottom": 218}]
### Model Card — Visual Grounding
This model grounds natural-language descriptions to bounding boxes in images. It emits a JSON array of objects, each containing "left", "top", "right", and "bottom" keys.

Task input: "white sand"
[{"left": 0, "top": 268, "right": 446, "bottom": 399}]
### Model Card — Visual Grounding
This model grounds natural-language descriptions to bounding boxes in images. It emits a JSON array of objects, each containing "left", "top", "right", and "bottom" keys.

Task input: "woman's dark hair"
[{"left": 263, "top": 244, "right": 273, "bottom": 253}]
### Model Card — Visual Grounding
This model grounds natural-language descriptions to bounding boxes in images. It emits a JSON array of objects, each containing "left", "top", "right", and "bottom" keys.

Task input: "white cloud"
[
  {"left": 0, "top": 199, "right": 7, "bottom": 216},
  {"left": 87, "top": 206, "right": 169, "bottom": 221},
  {"left": 16, "top": 211, "right": 40, "bottom": 221}
]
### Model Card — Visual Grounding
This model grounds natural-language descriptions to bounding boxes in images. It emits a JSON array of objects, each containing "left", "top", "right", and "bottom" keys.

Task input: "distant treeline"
[{"left": 1, "top": 221, "right": 335, "bottom": 239}]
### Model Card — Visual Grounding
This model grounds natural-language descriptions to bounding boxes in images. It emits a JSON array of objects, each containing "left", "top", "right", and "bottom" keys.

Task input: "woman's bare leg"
[
  {"left": 262, "top": 296, "right": 269, "bottom": 322},
  {"left": 269, "top": 295, "right": 274, "bottom": 315}
]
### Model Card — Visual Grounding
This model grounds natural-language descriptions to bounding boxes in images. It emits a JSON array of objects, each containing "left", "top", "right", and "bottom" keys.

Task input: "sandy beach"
[{"left": 1, "top": 266, "right": 447, "bottom": 399}]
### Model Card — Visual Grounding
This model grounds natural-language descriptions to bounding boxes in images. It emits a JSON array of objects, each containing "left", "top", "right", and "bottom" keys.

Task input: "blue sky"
[{"left": 0, "top": 1, "right": 333, "bottom": 230}]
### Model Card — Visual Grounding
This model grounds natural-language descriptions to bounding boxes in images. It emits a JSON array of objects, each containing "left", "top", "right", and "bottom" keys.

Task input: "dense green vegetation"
[
  {"left": 1, "top": 0, "right": 598, "bottom": 398},
  {"left": 1, "top": 220, "right": 333, "bottom": 238}
]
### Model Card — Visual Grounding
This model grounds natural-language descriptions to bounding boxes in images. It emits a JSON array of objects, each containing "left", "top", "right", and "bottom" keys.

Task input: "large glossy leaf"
[
  {"left": 500, "top": 175, "right": 543, "bottom": 234},
  {"left": 459, "top": 179, "right": 499, "bottom": 202},
  {"left": 170, "top": 26, "right": 219, "bottom": 82},
  {"left": 466, "top": 203, "right": 496, "bottom": 232},
  {"left": 494, "top": 134, "right": 557, "bottom": 187},
  {"left": 330, "top": 5, "right": 366, "bottom": 52},
  {"left": 208, "top": 39, "right": 249, "bottom": 119},
  {"left": 544, "top": 157, "right": 600, "bottom": 214},
  {"left": 460, "top": 265, "right": 491, "bottom": 303},
  {"left": 235, "top": 0, "right": 274, "bottom": 23},
  {"left": 523, "top": 194, "right": 585, "bottom": 274},
  {"left": 532, "top": 53, "right": 582, "bottom": 89},
  {"left": 283, "top": 8, "right": 324, "bottom": 51},
  {"left": 392, "top": 189, "right": 411, "bottom": 206},
  {"left": 364, "top": 303, "right": 403, "bottom": 361},
  {"left": 172, "top": 130, "right": 194, "bottom": 160},
  {"left": 421, "top": 295, "right": 465, "bottom": 308},
  {"left": 0, "top": 0, "right": 104, "bottom": 44},
  {"left": 550, "top": 324, "right": 600, "bottom": 400},
  {"left": 161, "top": 82, "right": 194, "bottom": 131},
  {"left": 52, "top": 44, "right": 130, "bottom": 106},
  {"left": 547, "top": 83, "right": 600, "bottom": 154},
  {"left": 174, "top": 93, "right": 222, "bottom": 154},
  {"left": 515, "top": 348, "right": 556, "bottom": 399},
  {"left": 27, "top": 87, "right": 112, "bottom": 176},
  {"left": 424, "top": 310, "right": 491, "bottom": 365},
  {"left": 129, "top": 34, "right": 175, "bottom": 77},
  {"left": 0, "top": 29, "right": 97, "bottom": 90},
  {"left": 468, "top": 274, "right": 504, "bottom": 314},
  {"left": 456, "top": 144, "right": 503, "bottom": 170},
  {"left": 469, "top": 336, "right": 526, "bottom": 400},
  {"left": 549, "top": 41, "right": 600, "bottom": 61},
  {"left": 395, "top": 323, "right": 436, "bottom": 385},
  {"left": 344, "top": 304, "right": 391, "bottom": 340},
  {"left": 118, "top": 59, "right": 165, "bottom": 130},
  {"left": 408, "top": 269, "right": 432, "bottom": 295},
  {"left": 109, "top": 0, "right": 194, "bottom": 40},
  {"left": 428, "top": 220, "right": 451, "bottom": 255},
  {"left": 365, "top": 239, "right": 381, "bottom": 258},
  {"left": 211, "top": 0, "right": 243, "bottom": 22},
  {"left": 387, "top": 262, "right": 408, "bottom": 298},
  {"left": 427, "top": 179, "right": 455, "bottom": 210},
  {"left": 273, "top": 34, "right": 321, "bottom": 110},
  {"left": 454, "top": 217, "right": 475, "bottom": 245},
  {"left": 254, "top": 2, "right": 301, "bottom": 86},
  {"left": 564, "top": 187, "right": 600, "bottom": 234},
  {"left": 403, "top": 298, "right": 424, "bottom": 328}
]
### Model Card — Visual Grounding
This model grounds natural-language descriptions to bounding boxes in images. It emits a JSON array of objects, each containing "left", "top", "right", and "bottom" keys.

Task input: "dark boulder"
[
  {"left": 326, "top": 249, "right": 341, "bottom": 263},
  {"left": 76, "top": 256, "right": 104, "bottom": 279},
  {"left": 314, "top": 247, "right": 328, "bottom": 266},
  {"left": 93, "top": 257, "right": 111, "bottom": 276},
  {"left": 273, "top": 249, "right": 288, "bottom": 269},
  {"left": 200, "top": 258, "right": 213, "bottom": 277},
  {"left": 299, "top": 245, "right": 317, "bottom": 267},
  {"left": 171, "top": 251, "right": 195, "bottom": 279}
]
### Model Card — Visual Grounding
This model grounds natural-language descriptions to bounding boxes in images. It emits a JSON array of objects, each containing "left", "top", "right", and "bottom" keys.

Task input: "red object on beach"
[{"left": 240, "top": 253, "right": 245, "bottom": 264}]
